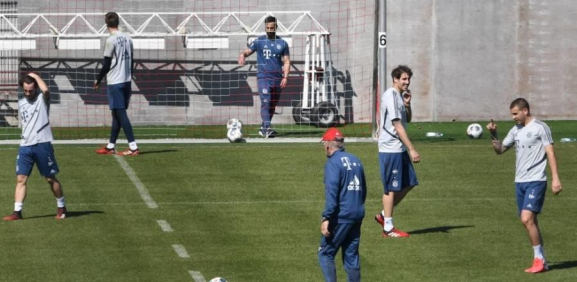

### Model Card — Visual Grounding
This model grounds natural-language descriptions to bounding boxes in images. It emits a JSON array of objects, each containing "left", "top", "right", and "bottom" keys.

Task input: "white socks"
[
  {"left": 56, "top": 197, "right": 65, "bottom": 208},
  {"left": 14, "top": 202, "right": 23, "bottom": 212},
  {"left": 533, "top": 245, "right": 544, "bottom": 260},
  {"left": 106, "top": 143, "right": 115, "bottom": 149},
  {"left": 129, "top": 142, "right": 138, "bottom": 151}
]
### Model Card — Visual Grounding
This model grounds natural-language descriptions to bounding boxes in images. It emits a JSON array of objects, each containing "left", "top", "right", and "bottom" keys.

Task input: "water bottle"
[
  {"left": 426, "top": 132, "right": 444, "bottom": 137},
  {"left": 560, "top": 138, "right": 577, "bottom": 143}
]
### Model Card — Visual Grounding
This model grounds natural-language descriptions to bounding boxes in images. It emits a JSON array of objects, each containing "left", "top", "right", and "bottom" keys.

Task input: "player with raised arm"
[
  {"left": 3, "top": 73, "right": 66, "bottom": 221},
  {"left": 238, "top": 16, "right": 290, "bottom": 138},
  {"left": 94, "top": 12, "right": 139, "bottom": 155},
  {"left": 374, "top": 65, "right": 420, "bottom": 238},
  {"left": 487, "top": 98, "right": 562, "bottom": 273}
]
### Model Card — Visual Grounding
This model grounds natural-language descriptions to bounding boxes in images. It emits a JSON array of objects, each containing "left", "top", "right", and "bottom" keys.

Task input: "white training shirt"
[
  {"left": 378, "top": 87, "right": 407, "bottom": 153},
  {"left": 502, "top": 119, "right": 553, "bottom": 183},
  {"left": 19, "top": 92, "right": 53, "bottom": 146},
  {"left": 104, "top": 30, "right": 133, "bottom": 85}
]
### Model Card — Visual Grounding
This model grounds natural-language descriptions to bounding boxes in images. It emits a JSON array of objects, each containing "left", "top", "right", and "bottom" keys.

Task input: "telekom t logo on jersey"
[{"left": 263, "top": 49, "right": 272, "bottom": 59}]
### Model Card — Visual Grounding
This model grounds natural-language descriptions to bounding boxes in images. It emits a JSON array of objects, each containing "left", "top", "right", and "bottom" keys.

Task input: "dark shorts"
[
  {"left": 379, "top": 151, "right": 419, "bottom": 194},
  {"left": 516, "top": 181, "right": 547, "bottom": 214},
  {"left": 17, "top": 142, "right": 59, "bottom": 177},
  {"left": 107, "top": 81, "right": 132, "bottom": 109}
]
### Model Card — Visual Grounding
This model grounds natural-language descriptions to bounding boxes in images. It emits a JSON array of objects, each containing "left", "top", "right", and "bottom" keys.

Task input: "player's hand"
[
  {"left": 402, "top": 90, "right": 411, "bottom": 107},
  {"left": 552, "top": 178, "right": 562, "bottom": 195},
  {"left": 486, "top": 119, "right": 497, "bottom": 132},
  {"left": 320, "top": 220, "right": 330, "bottom": 237},
  {"left": 93, "top": 82, "right": 100, "bottom": 92},
  {"left": 280, "top": 77, "right": 287, "bottom": 89},
  {"left": 410, "top": 148, "right": 420, "bottom": 163},
  {"left": 238, "top": 54, "right": 246, "bottom": 66}
]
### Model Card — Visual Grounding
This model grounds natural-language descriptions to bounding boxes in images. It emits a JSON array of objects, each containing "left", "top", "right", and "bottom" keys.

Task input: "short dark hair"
[
  {"left": 510, "top": 98, "right": 530, "bottom": 113},
  {"left": 105, "top": 12, "right": 119, "bottom": 28},
  {"left": 264, "top": 16, "right": 277, "bottom": 25},
  {"left": 19, "top": 74, "right": 37, "bottom": 88},
  {"left": 391, "top": 65, "right": 413, "bottom": 80}
]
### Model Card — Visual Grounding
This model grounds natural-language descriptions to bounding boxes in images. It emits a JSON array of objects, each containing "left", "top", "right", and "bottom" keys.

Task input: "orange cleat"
[
  {"left": 382, "top": 228, "right": 410, "bottom": 238},
  {"left": 117, "top": 148, "right": 140, "bottom": 156},
  {"left": 3, "top": 211, "right": 22, "bottom": 221},
  {"left": 95, "top": 146, "right": 116, "bottom": 155},
  {"left": 55, "top": 206, "right": 67, "bottom": 220},
  {"left": 525, "top": 258, "right": 548, "bottom": 273}
]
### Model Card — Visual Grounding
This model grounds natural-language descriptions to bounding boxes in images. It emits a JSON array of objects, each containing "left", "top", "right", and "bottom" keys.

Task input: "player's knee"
[
  {"left": 520, "top": 213, "right": 535, "bottom": 226},
  {"left": 16, "top": 175, "right": 27, "bottom": 185},
  {"left": 45, "top": 176, "right": 58, "bottom": 185}
]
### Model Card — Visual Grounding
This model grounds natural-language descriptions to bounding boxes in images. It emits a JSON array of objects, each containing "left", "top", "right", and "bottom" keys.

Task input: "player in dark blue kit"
[
  {"left": 238, "top": 16, "right": 290, "bottom": 138},
  {"left": 318, "top": 128, "right": 367, "bottom": 282}
]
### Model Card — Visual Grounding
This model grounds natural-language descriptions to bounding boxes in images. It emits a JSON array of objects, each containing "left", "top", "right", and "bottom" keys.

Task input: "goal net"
[{"left": 0, "top": 0, "right": 376, "bottom": 140}]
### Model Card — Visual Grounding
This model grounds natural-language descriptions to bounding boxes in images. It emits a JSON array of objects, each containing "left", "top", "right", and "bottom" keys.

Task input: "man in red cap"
[{"left": 318, "top": 127, "right": 367, "bottom": 282}]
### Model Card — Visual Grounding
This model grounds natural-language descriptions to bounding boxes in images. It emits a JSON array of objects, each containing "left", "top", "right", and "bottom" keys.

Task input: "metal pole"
[{"left": 373, "top": 0, "right": 386, "bottom": 138}]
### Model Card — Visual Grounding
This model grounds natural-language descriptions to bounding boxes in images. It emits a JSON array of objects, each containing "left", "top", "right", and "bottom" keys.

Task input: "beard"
[{"left": 266, "top": 32, "right": 276, "bottom": 39}]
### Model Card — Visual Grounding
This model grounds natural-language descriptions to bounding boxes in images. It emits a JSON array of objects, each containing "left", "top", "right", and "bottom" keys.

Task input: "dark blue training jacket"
[{"left": 322, "top": 149, "right": 367, "bottom": 223}]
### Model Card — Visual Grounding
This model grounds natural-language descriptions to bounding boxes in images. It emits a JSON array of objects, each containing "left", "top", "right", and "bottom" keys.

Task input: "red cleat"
[
  {"left": 382, "top": 228, "right": 410, "bottom": 238},
  {"left": 95, "top": 146, "right": 116, "bottom": 155},
  {"left": 525, "top": 258, "right": 548, "bottom": 273},
  {"left": 3, "top": 211, "right": 22, "bottom": 221},
  {"left": 375, "top": 213, "right": 385, "bottom": 227},
  {"left": 117, "top": 148, "right": 140, "bottom": 156},
  {"left": 55, "top": 206, "right": 67, "bottom": 220}
]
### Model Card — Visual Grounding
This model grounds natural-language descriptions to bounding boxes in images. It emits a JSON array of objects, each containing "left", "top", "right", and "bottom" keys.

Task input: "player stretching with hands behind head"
[
  {"left": 487, "top": 98, "right": 562, "bottom": 273},
  {"left": 3, "top": 73, "right": 66, "bottom": 221},
  {"left": 94, "top": 12, "right": 139, "bottom": 155},
  {"left": 375, "top": 65, "right": 420, "bottom": 238}
]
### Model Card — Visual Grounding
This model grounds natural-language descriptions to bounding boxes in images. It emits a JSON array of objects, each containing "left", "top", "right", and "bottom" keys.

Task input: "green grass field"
[{"left": 1, "top": 122, "right": 576, "bottom": 281}]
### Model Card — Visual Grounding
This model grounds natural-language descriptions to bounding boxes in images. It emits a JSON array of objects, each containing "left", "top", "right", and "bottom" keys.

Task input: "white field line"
[
  {"left": 114, "top": 155, "right": 158, "bottom": 209},
  {"left": 0, "top": 137, "right": 374, "bottom": 145},
  {"left": 188, "top": 271, "right": 206, "bottom": 282},
  {"left": 66, "top": 197, "right": 577, "bottom": 207},
  {"left": 156, "top": 220, "right": 174, "bottom": 232},
  {"left": 172, "top": 244, "right": 190, "bottom": 258}
]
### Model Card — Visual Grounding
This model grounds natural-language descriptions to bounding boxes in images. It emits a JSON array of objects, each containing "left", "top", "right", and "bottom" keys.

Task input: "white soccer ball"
[
  {"left": 467, "top": 123, "right": 483, "bottom": 139},
  {"left": 209, "top": 278, "right": 227, "bottom": 282},
  {"left": 227, "top": 127, "right": 243, "bottom": 143},
  {"left": 226, "top": 118, "right": 243, "bottom": 130}
]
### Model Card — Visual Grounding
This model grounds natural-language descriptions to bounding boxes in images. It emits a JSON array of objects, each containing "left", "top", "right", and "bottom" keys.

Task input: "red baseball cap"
[{"left": 321, "top": 128, "right": 344, "bottom": 141}]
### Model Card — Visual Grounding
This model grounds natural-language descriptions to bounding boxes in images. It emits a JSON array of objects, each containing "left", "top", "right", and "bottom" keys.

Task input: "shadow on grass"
[
  {"left": 408, "top": 225, "right": 474, "bottom": 235},
  {"left": 25, "top": 210, "right": 104, "bottom": 220},
  {"left": 138, "top": 149, "right": 178, "bottom": 155},
  {"left": 548, "top": 260, "right": 577, "bottom": 270}
]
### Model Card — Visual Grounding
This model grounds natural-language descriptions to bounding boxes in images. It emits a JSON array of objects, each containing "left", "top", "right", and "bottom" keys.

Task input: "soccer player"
[
  {"left": 94, "top": 12, "right": 139, "bottom": 155},
  {"left": 375, "top": 65, "right": 420, "bottom": 238},
  {"left": 238, "top": 16, "right": 290, "bottom": 138},
  {"left": 318, "top": 128, "right": 367, "bottom": 282},
  {"left": 487, "top": 98, "right": 562, "bottom": 273},
  {"left": 3, "top": 73, "right": 66, "bottom": 221}
]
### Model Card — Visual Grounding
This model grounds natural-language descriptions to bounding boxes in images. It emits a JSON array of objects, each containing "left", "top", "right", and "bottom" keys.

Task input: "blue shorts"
[
  {"left": 379, "top": 151, "right": 419, "bottom": 194},
  {"left": 516, "top": 181, "right": 546, "bottom": 214},
  {"left": 16, "top": 142, "right": 59, "bottom": 177},
  {"left": 257, "top": 79, "right": 281, "bottom": 105},
  {"left": 107, "top": 81, "right": 132, "bottom": 110}
]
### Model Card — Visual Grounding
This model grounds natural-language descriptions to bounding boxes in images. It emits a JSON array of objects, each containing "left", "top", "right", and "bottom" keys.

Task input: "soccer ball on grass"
[{"left": 467, "top": 123, "right": 483, "bottom": 139}]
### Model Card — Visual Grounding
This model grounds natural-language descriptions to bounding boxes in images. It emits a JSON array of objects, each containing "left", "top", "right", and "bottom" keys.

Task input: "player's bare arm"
[
  {"left": 238, "top": 49, "right": 255, "bottom": 66},
  {"left": 403, "top": 90, "right": 412, "bottom": 122},
  {"left": 393, "top": 120, "right": 420, "bottom": 163},
  {"left": 281, "top": 54, "right": 290, "bottom": 89},
  {"left": 487, "top": 120, "right": 509, "bottom": 154},
  {"left": 27, "top": 73, "right": 50, "bottom": 98},
  {"left": 544, "top": 145, "right": 562, "bottom": 195}
]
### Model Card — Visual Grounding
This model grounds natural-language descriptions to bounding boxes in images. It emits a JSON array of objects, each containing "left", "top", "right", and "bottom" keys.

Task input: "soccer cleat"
[
  {"left": 524, "top": 258, "right": 548, "bottom": 273},
  {"left": 3, "top": 211, "right": 22, "bottom": 221},
  {"left": 117, "top": 148, "right": 140, "bottom": 156},
  {"left": 375, "top": 213, "right": 385, "bottom": 227},
  {"left": 55, "top": 206, "right": 67, "bottom": 220},
  {"left": 382, "top": 228, "right": 410, "bottom": 238},
  {"left": 95, "top": 146, "right": 116, "bottom": 155},
  {"left": 258, "top": 128, "right": 277, "bottom": 138}
]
